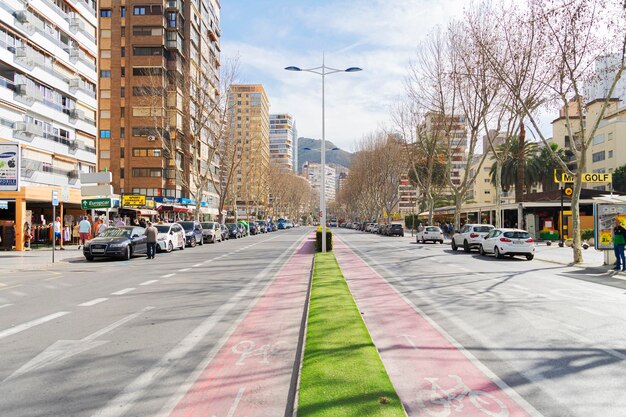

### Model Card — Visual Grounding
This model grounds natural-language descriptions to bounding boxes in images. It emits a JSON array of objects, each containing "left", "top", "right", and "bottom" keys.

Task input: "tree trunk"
[
  {"left": 515, "top": 122, "right": 526, "bottom": 203},
  {"left": 494, "top": 160, "right": 503, "bottom": 227},
  {"left": 427, "top": 193, "right": 435, "bottom": 226},
  {"left": 454, "top": 192, "right": 462, "bottom": 232},
  {"left": 571, "top": 169, "right": 584, "bottom": 264}
]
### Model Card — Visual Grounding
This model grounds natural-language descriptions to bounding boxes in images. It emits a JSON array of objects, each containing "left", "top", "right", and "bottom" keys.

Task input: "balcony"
[
  {"left": 14, "top": 121, "right": 44, "bottom": 139},
  {"left": 14, "top": 82, "right": 43, "bottom": 105},
  {"left": 69, "top": 78, "right": 96, "bottom": 98},
  {"left": 68, "top": 47, "right": 96, "bottom": 71},
  {"left": 166, "top": 0, "right": 183, "bottom": 10}
]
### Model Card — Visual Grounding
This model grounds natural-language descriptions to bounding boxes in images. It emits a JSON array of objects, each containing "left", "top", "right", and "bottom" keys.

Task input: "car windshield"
[
  {"left": 201, "top": 223, "right": 216, "bottom": 229},
  {"left": 226, "top": 223, "right": 237, "bottom": 230},
  {"left": 426, "top": 227, "right": 440, "bottom": 232},
  {"left": 179, "top": 222, "right": 194, "bottom": 231},
  {"left": 503, "top": 231, "right": 530, "bottom": 239},
  {"left": 474, "top": 226, "right": 493, "bottom": 233},
  {"left": 391, "top": 225, "right": 402, "bottom": 229},
  {"left": 99, "top": 228, "right": 131, "bottom": 238},
  {"left": 155, "top": 226, "right": 171, "bottom": 233}
]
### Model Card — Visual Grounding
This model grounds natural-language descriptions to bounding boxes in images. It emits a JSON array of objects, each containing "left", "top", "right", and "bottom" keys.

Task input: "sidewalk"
[
  {"left": 533, "top": 243, "right": 607, "bottom": 269},
  {"left": 0, "top": 245, "right": 84, "bottom": 271}
]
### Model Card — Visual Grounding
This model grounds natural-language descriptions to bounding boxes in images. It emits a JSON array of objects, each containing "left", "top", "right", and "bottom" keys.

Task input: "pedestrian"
[
  {"left": 78, "top": 216, "right": 91, "bottom": 249},
  {"left": 23, "top": 222, "right": 32, "bottom": 251},
  {"left": 144, "top": 221, "right": 158, "bottom": 259},
  {"left": 97, "top": 217, "right": 108, "bottom": 235},
  {"left": 115, "top": 217, "right": 126, "bottom": 227},
  {"left": 53, "top": 216, "right": 64, "bottom": 249},
  {"left": 613, "top": 218, "right": 626, "bottom": 271},
  {"left": 139, "top": 218, "right": 146, "bottom": 228}
]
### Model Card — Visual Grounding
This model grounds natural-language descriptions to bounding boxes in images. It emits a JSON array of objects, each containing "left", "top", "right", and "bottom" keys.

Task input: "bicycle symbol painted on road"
[
  {"left": 231, "top": 340, "right": 287, "bottom": 366},
  {"left": 417, "top": 375, "right": 509, "bottom": 417}
]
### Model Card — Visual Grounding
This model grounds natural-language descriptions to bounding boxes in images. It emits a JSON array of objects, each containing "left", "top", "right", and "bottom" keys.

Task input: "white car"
[
  {"left": 416, "top": 226, "right": 444, "bottom": 244},
  {"left": 366, "top": 223, "right": 375, "bottom": 232},
  {"left": 479, "top": 228, "right": 535, "bottom": 260},
  {"left": 371, "top": 224, "right": 380, "bottom": 233},
  {"left": 452, "top": 224, "right": 495, "bottom": 252},
  {"left": 155, "top": 223, "right": 185, "bottom": 253}
]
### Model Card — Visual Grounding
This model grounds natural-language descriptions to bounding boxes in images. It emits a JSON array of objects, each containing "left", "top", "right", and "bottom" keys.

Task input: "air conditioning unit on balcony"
[
  {"left": 69, "top": 18, "right": 84, "bottom": 33},
  {"left": 69, "top": 108, "right": 84, "bottom": 120},
  {"left": 147, "top": 135, "right": 157, "bottom": 142},
  {"left": 14, "top": 121, "right": 44, "bottom": 137},
  {"left": 69, "top": 78, "right": 80, "bottom": 90},
  {"left": 14, "top": 10, "right": 29, "bottom": 23},
  {"left": 68, "top": 140, "right": 79, "bottom": 151},
  {"left": 67, "top": 169, "right": 80, "bottom": 179}
]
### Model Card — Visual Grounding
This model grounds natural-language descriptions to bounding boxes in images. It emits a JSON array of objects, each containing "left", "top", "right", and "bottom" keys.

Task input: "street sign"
[
  {"left": 0, "top": 201, "right": 8, "bottom": 209},
  {"left": 80, "top": 171, "right": 112, "bottom": 184},
  {"left": 81, "top": 184, "right": 114, "bottom": 196},
  {"left": 52, "top": 190, "right": 59, "bottom": 206},
  {"left": 122, "top": 195, "right": 146, "bottom": 207},
  {"left": 554, "top": 170, "right": 612, "bottom": 184},
  {"left": 564, "top": 186, "right": 573, "bottom": 197},
  {"left": 81, "top": 198, "right": 112, "bottom": 210}
]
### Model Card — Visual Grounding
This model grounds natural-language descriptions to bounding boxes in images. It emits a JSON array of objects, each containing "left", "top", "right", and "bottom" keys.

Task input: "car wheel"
[
  {"left": 85, "top": 255, "right": 94, "bottom": 261},
  {"left": 479, "top": 245, "right": 486, "bottom": 256},
  {"left": 463, "top": 240, "right": 470, "bottom": 253},
  {"left": 495, "top": 247, "right": 504, "bottom": 259},
  {"left": 124, "top": 246, "right": 132, "bottom": 260},
  {"left": 526, "top": 254, "right": 534, "bottom": 261},
  {"left": 451, "top": 239, "right": 458, "bottom": 250},
  {"left": 190, "top": 237, "right": 196, "bottom": 247},
  {"left": 167, "top": 241, "right": 173, "bottom": 253}
]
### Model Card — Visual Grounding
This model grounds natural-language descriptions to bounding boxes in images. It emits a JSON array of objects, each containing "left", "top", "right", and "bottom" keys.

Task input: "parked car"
[
  {"left": 387, "top": 224, "right": 405, "bottom": 237},
  {"left": 249, "top": 222, "right": 259, "bottom": 235},
  {"left": 257, "top": 220, "right": 268, "bottom": 233},
  {"left": 220, "top": 224, "right": 229, "bottom": 240},
  {"left": 226, "top": 223, "right": 241, "bottom": 239},
  {"left": 480, "top": 228, "right": 535, "bottom": 260},
  {"left": 416, "top": 226, "right": 444, "bottom": 244},
  {"left": 237, "top": 222, "right": 248, "bottom": 237},
  {"left": 201, "top": 222, "right": 222, "bottom": 243},
  {"left": 451, "top": 224, "right": 495, "bottom": 252},
  {"left": 270, "top": 222, "right": 278, "bottom": 231},
  {"left": 179, "top": 221, "right": 204, "bottom": 247},
  {"left": 277, "top": 222, "right": 286, "bottom": 230},
  {"left": 83, "top": 226, "right": 147, "bottom": 261},
  {"left": 155, "top": 223, "right": 185, "bottom": 252},
  {"left": 371, "top": 224, "right": 380, "bottom": 233},
  {"left": 330, "top": 219, "right": 338, "bottom": 227}
]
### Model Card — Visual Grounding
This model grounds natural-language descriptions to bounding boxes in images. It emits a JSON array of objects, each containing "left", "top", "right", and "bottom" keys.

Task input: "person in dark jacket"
[{"left": 613, "top": 218, "right": 626, "bottom": 271}]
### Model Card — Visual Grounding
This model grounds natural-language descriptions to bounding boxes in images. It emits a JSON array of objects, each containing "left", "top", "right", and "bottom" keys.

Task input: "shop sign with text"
[{"left": 122, "top": 195, "right": 146, "bottom": 207}]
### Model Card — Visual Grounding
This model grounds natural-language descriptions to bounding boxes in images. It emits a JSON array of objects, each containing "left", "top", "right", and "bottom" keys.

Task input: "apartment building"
[
  {"left": 0, "top": 0, "right": 98, "bottom": 250},
  {"left": 98, "top": 0, "right": 221, "bottom": 215},
  {"left": 424, "top": 112, "right": 467, "bottom": 188},
  {"left": 397, "top": 174, "right": 418, "bottom": 214},
  {"left": 269, "top": 113, "right": 296, "bottom": 172},
  {"left": 302, "top": 161, "right": 336, "bottom": 203},
  {"left": 227, "top": 84, "right": 270, "bottom": 210}
]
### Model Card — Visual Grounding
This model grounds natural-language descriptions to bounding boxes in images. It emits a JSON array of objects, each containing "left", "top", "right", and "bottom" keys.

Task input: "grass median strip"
[{"left": 298, "top": 252, "right": 406, "bottom": 417}]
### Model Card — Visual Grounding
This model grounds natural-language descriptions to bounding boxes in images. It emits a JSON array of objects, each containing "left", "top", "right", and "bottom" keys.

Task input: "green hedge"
[{"left": 316, "top": 227, "right": 333, "bottom": 252}]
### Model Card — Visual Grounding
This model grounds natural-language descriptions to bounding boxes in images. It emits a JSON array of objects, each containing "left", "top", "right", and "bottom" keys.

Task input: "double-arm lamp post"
[{"left": 285, "top": 60, "right": 362, "bottom": 252}]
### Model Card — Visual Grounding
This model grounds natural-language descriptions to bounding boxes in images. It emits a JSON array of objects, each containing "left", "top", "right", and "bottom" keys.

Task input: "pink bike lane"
[
  {"left": 333, "top": 236, "right": 542, "bottom": 417},
  {"left": 167, "top": 235, "right": 315, "bottom": 417}
]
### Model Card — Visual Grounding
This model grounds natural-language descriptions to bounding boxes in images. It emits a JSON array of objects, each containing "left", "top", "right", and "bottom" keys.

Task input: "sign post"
[{"left": 52, "top": 190, "right": 59, "bottom": 263}]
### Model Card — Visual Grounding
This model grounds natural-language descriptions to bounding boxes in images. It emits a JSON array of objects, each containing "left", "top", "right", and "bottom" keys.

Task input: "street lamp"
[{"left": 285, "top": 59, "right": 362, "bottom": 252}]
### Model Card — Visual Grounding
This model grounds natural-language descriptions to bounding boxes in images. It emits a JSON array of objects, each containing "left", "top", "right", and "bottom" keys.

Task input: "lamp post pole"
[{"left": 285, "top": 59, "right": 362, "bottom": 252}]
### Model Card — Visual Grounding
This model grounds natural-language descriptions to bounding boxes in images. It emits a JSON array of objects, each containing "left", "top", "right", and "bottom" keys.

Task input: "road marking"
[
  {"left": 178, "top": 268, "right": 191, "bottom": 272},
  {"left": 5, "top": 307, "right": 153, "bottom": 381},
  {"left": 0, "top": 312, "right": 70, "bottom": 341},
  {"left": 512, "top": 284, "right": 529, "bottom": 290},
  {"left": 0, "top": 284, "right": 22, "bottom": 292},
  {"left": 97, "top": 231, "right": 311, "bottom": 417},
  {"left": 193, "top": 263, "right": 203, "bottom": 267},
  {"left": 0, "top": 303, "right": 13, "bottom": 310},
  {"left": 140, "top": 280, "right": 158, "bottom": 286},
  {"left": 11, "top": 290, "right": 27, "bottom": 297},
  {"left": 111, "top": 288, "right": 135, "bottom": 295},
  {"left": 402, "top": 334, "right": 419, "bottom": 351},
  {"left": 225, "top": 387, "right": 245, "bottom": 417},
  {"left": 161, "top": 273, "right": 175, "bottom": 278},
  {"left": 575, "top": 306, "right": 609, "bottom": 317},
  {"left": 79, "top": 298, "right": 108, "bottom": 307}
]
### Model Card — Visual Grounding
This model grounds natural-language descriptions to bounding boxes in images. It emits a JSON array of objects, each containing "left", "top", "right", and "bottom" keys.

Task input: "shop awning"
[{"left": 122, "top": 207, "right": 159, "bottom": 216}]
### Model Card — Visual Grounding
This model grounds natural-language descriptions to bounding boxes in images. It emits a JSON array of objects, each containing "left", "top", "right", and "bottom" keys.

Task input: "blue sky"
[{"left": 221, "top": 0, "right": 465, "bottom": 151}]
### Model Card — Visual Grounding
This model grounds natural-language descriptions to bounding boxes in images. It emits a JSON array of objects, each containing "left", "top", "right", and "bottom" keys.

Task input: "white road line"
[
  {"left": 140, "top": 280, "right": 158, "bottom": 286},
  {"left": 161, "top": 273, "right": 175, "bottom": 278},
  {"left": 0, "top": 312, "right": 70, "bottom": 340},
  {"left": 512, "top": 284, "right": 529, "bottom": 290},
  {"left": 178, "top": 268, "right": 191, "bottom": 272},
  {"left": 0, "top": 303, "right": 13, "bottom": 310},
  {"left": 575, "top": 306, "right": 609, "bottom": 317},
  {"left": 111, "top": 288, "right": 136, "bottom": 295},
  {"left": 193, "top": 263, "right": 203, "bottom": 267},
  {"left": 78, "top": 298, "right": 108, "bottom": 307}
]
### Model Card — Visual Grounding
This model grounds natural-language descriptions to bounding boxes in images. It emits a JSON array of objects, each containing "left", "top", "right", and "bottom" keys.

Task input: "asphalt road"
[
  {"left": 334, "top": 228, "right": 626, "bottom": 417},
  {"left": 0, "top": 227, "right": 311, "bottom": 417}
]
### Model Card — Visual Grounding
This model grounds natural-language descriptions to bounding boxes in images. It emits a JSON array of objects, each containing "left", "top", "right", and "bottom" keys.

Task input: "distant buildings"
[
  {"left": 302, "top": 161, "right": 336, "bottom": 202},
  {"left": 424, "top": 112, "right": 467, "bottom": 188},
  {"left": 269, "top": 113, "right": 296, "bottom": 172}
]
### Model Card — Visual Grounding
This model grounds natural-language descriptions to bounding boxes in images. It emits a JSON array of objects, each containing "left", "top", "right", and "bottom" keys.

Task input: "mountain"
[{"left": 296, "top": 137, "right": 354, "bottom": 174}]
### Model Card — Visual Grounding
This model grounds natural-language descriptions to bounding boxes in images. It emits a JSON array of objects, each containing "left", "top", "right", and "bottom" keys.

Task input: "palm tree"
[
  {"left": 490, "top": 138, "right": 542, "bottom": 193},
  {"left": 532, "top": 143, "right": 567, "bottom": 193}
]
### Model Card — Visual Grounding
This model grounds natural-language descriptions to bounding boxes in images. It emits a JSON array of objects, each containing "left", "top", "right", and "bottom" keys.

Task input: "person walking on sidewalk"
[
  {"left": 78, "top": 216, "right": 91, "bottom": 249},
  {"left": 613, "top": 218, "right": 626, "bottom": 271},
  {"left": 144, "top": 221, "right": 158, "bottom": 259}
]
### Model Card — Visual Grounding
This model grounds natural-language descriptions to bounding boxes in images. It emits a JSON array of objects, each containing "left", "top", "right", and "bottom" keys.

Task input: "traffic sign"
[
  {"left": 81, "top": 198, "right": 112, "bottom": 210},
  {"left": 80, "top": 171, "right": 112, "bottom": 184},
  {"left": 81, "top": 184, "right": 113, "bottom": 196},
  {"left": 52, "top": 190, "right": 59, "bottom": 207},
  {"left": 564, "top": 186, "right": 573, "bottom": 197}
]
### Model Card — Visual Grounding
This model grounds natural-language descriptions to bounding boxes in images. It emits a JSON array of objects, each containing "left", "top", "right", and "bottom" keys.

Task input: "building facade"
[
  {"left": 98, "top": 0, "right": 221, "bottom": 215},
  {"left": 424, "top": 112, "right": 467, "bottom": 189},
  {"left": 269, "top": 113, "right": 295, "bottom": 172},
  {"left": 0, "top": 0, "right": 98, "bottom": 250},
  {"left": 227, "top": 84, "right": 270, "bottom": 211},
  {"left": 302, "top": 161, "right": 336, "bottom": 203}
]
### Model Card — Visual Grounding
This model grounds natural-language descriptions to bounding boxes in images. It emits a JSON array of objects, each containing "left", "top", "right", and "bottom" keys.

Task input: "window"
[
  {"left": 167, "top": 12, "right": 176, "bottom": 27},
  {"left": 121, "top": 47, "right": 125, "bottom": 57},
  {"left": 132, "top": 168, "right": 162, "bottom": 177},
  {"left": 133, "top": 47, "right": 162, "bottom": 56},
  {"left": 120, "top": 87, "right": 125, "bottom": 97},
  {"left": 121, "top": 67, "right": 125, "bottom": 77},
  {"left": 609, "top": 150, "right": 613, "bottom": 158},
  {"left": 100, "top": 130, "right": 111, "bottom": 138},
  {"left": 120, "top": 107, "right": 125, "bottom": 117},
  {"left": 100, "top": 90, "right": 111, "bottom": 99},
  {"left": 120, "top": 127, "right": 125, "bottom": 138},
  {"left": 100, "top": 70, "right": 111, "bottom": 78},
  {"left": 100, "top": 150, "right": 111, "bottom": 159},
  {"left": 592, "top": 151, "right": 606, "bottom": 162},
  {"left": 484, "top": 190, "right": 491, "bottom": 194},
  {"left": 100, "top": 9, "right": 111, "bottom": 17},
  {"left": 608, "top": 132, "right": 614, "bottom": 141},
  {"left": 133, "top": 6, "right": 146, "bottom": 15},
  {"left": 121, "top": 6, "right": 125, "bottom": 17},
  {"left": 121, "top": 27, "right": 125, "bottom": 36},
  {"left": 133, "top": 27, "right": 162, "bottom": 36},
  {"left": 132, "top": 148, "right": 162, "bottom": 157},
  {"left": 100, "top": 110, "right": 111, "bottom": 119},
  {"left": 120, "top": 148, "right": 125, "bottom": 158},
  {"left": 132, "top": 67, "right": 163, "bottom": 76},
  {"left": 100, "top": 29, "right": 111, "bottom": 38},
  {"left": 101, "top": 50, "right": 111, "bottom": 58},
  {"left": 120, "top": 168, "right": 124, "bottom": 179},
  {"left": 592, "top": 134, "right": 605, "bottom": 145},
  {"left": 133, "top": 5, "right": 162, "bottom": 15}
]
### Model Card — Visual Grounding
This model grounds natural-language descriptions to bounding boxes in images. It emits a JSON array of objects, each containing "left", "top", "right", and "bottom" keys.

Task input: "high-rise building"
[
  {"left": 98, "top": 0, "right": 221, "bottom": 215},
  {"left": 302, "top": 161, "right": 336, "bottom": 202},
  {"left": 397, "top": 174, "right": 418, "bottom": 214},
  {"left": 269, "top": 113, "right": 295, "bottom": 172},
  {"left": 425, "top": 112, "right": 467, "bottom": 188},
  {"left": 0, "top": 0, "right": 98, "bottom": 250},
  {"left": 227, "top": 84, "right": 270, "bottom": 211}
]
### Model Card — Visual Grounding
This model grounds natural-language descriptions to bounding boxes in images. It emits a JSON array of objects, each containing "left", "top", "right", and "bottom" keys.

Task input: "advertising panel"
[
  {"left": 594, "top": 203, "right": 626, "bottom": 250},
  {"left": 0, "top": 143, "right": 20, "bottom": 192},
  {"left": 122, "top": 195, "right": 146, "bottom": 207}
]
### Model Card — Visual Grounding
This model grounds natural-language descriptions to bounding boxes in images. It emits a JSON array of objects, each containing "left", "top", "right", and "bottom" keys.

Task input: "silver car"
[{"left": 451, "top": 224, "right": 495, "bottom": 252}]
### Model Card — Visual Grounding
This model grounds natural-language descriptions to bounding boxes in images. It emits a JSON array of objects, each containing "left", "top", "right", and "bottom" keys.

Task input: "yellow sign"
[
  {"left": 564, "top": 187, "right": 573, "bottom": 196},
  {"left": 122, "top": 195, "right": 146, "bottom": 207},
  {"left": 146, "top": 199, "right": 155, "bottom": 208},
  {"left": 600, "top": 231, "right": 612, "bottom": 246},
  {"left": 554, "top": 170, "right": 612, "bottom": 184}
]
